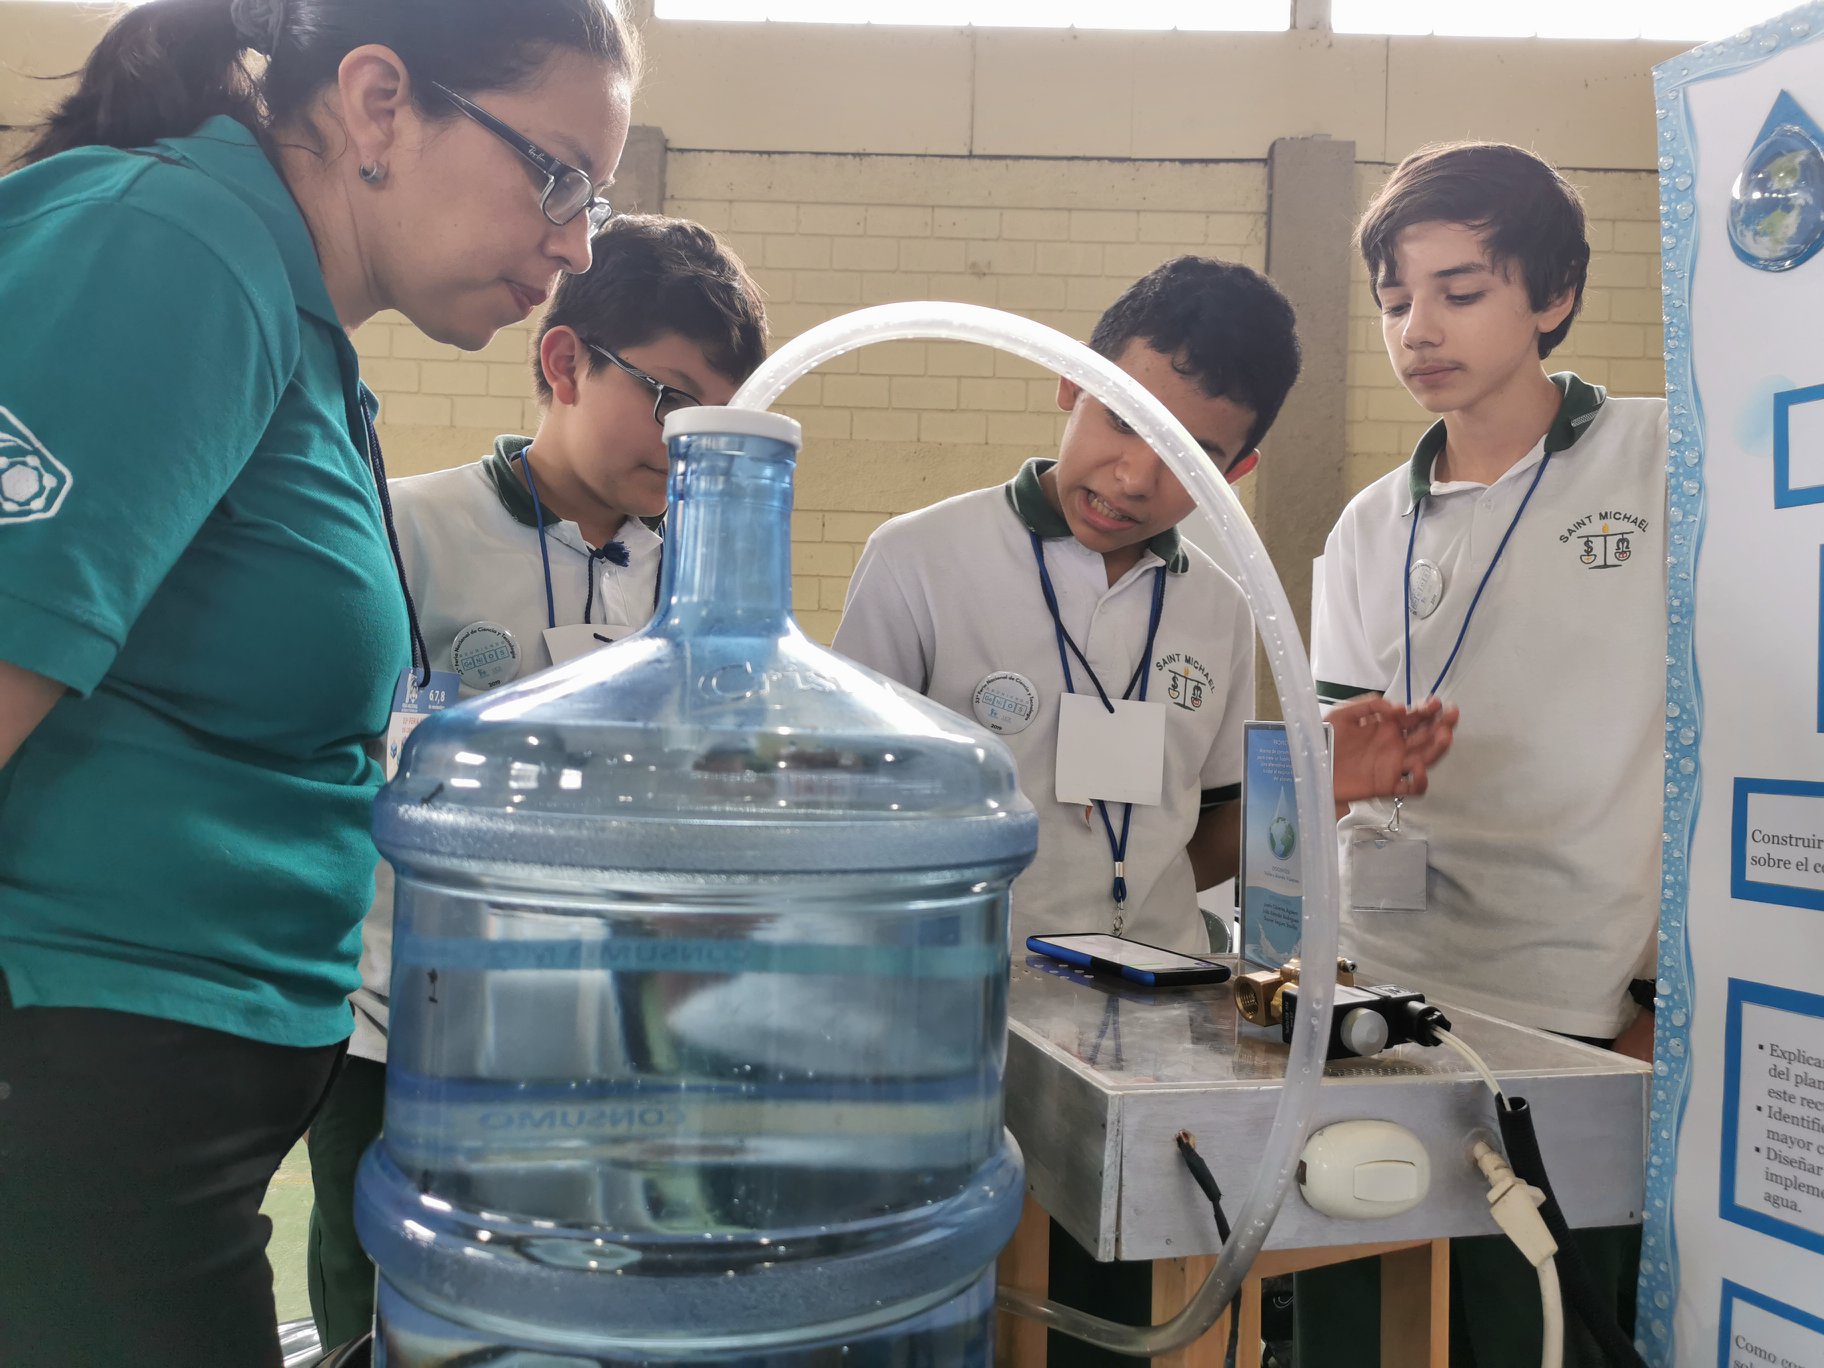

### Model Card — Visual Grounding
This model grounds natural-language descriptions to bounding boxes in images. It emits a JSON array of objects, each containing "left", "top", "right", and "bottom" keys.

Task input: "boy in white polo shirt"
[
  {"left": 835, "top": 257, "right": 1455, "bottom": 954},
  {"left": 390, "top": 216, "right": 769, "bottom": 692},
  {"left": 304, "top": 215, "right": 769, "bottom": 1349},
  {"left": 1304, "top": 141, "right": 1664, "bottom": 1368},
  {"left": 1314, "top": 144, "right": 1665, "bottom": 1052}
]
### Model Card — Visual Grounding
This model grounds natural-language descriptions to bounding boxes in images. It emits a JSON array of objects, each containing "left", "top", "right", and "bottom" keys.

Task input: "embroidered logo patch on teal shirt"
[{"left": 0, "top": 407, "right": 72, "bottom": 523}]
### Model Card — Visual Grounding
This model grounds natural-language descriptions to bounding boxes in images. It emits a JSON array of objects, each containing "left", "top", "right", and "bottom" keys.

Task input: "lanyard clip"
[{"left": 1384, "top": 796, "right": 1404, "bottom": 834}]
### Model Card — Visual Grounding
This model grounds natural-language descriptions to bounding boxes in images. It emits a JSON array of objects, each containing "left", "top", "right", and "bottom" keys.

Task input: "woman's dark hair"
[
  {"left": 1089, "top": 255, "right": 1302, "bottom": 457},
  {"left": 534, "top": 215, "right": 770, "bottom": 399},
  {"left": 14, "top": 0, "right": 641, "bottom": 168},
  {"left": 1357, "top": 142, "right": 1590, "bottom": 359}
]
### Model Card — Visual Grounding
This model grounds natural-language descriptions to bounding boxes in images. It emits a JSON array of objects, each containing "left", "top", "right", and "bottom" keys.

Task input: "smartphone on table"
[{"left": 1025, "top": 933, "right": 1232, "bottom": 987}]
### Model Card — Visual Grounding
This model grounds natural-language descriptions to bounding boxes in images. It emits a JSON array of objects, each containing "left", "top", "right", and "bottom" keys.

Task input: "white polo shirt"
[
  {"left": 393, "top": 435, "right": 664, "bottom": 693},
  {"left": 1312, "top": 374, "right": 1667, "bottom": 1038},
  {"left": 348, "top": 435, "right": 664, "bottom": 1061},
  {"left": 834, "top": 458, "right": 1253, "bottom": 954}
]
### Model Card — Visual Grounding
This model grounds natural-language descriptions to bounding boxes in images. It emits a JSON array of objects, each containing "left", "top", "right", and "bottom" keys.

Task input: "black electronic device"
[
  {"left": 1026, "top": 933, "right": 1232, "bottom": 987},
  {"left": 1280, "top": 981, "right": 1451, "bottom": 1060}
]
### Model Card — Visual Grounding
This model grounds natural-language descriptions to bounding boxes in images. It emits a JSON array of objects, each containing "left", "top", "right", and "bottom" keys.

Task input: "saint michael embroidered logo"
[
  {"left": 1558, "top": 507, "right": 1650, "bottom": 571},
  {"left": 0, "top": 407, "right": 73, "bottom": 524}
]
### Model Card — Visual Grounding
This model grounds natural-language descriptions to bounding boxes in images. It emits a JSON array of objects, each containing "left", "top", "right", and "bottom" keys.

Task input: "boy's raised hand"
[{"left": 1328, "top": 695, "right": 1459, "bottom": 808}]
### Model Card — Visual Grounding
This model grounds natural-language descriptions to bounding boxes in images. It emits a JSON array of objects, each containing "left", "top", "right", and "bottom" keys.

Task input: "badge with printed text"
[
  {"left": 973, "top": 671, "right": 1040, "bottom": 734},
  {"left": 1407, "top": 559, "right": 1445, "bottom": 619},
  {"left": 451, "top": 621, "right": 521, "bottom": 691},
  {"left": 385, "top": 667, "right": 459, "bottom": 781}
]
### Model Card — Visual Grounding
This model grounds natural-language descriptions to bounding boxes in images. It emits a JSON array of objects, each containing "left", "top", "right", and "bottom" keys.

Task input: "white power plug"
[{"left": 1297, "top": 1120, "right": 1431, "bottom": 1219}]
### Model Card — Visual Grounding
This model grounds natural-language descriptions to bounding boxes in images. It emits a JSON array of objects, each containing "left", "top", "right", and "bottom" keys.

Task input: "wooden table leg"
[
  {"left": 1378, "top": 1238, "right": 1449, "bottom": 1368},
  {"left": 1236, "top": 1273, "right": 1265, "bottom": 1367},
  {"left": 996, "top": 1220, "right": 1449, "bottom": 1368},
  {"left": 1150, "top": 1255, "right": 1228, "bottom": 1368},
  {"left": 995, "top": 1193, "right": 1050, "bottom": 1368}
]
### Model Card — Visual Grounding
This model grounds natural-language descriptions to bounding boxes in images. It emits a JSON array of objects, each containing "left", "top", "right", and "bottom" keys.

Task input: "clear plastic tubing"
[{"left": 732, "top": 301, "right": 1340, "bottom": 1357}]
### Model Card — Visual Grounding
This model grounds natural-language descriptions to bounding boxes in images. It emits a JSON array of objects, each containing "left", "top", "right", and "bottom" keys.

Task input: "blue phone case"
[{"left": 1025, "top": 934, "right": 1231, "bottom": 987}]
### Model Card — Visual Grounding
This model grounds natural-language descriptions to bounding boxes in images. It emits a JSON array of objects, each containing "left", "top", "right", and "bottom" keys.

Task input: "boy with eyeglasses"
[{"left": 304, "top": 213, "right": 768, "bottom": 1350}]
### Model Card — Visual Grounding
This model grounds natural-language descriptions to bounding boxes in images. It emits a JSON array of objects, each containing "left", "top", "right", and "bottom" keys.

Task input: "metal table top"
[{"left": 1003, "top": 956, "right": 1650, "bottom": 1261}]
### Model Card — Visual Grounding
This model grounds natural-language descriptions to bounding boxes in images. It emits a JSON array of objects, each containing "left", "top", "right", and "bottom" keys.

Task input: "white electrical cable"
[
  {"left": 1433, "top": 1025, "right": 1504, "bottom": 1098},
  {"left": 1538, "top": 1257, "right": 1565, "bottom": 1368},
  {"left": 1471, "top": 1140, "right": 1562, "bottom": 1368}
]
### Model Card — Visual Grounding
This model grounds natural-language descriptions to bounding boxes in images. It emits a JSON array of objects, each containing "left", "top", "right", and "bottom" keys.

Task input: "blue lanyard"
[
  {"left": 512, "top": 448, "right": 633, "bottom": 631},
  {"left": 513, "top": 447, "right": 561, "bottom": 632},
  {"left": 1402, "top": 452, "right": 1553, "bottom": 706},
  {"left": 1030, "top": 532, "right": 1168, "bottom": 911}
]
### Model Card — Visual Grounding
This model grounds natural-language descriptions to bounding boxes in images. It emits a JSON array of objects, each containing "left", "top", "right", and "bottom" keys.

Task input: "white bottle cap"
[{"left": 663, "top": 406, "right": 803, "bottom": 448}]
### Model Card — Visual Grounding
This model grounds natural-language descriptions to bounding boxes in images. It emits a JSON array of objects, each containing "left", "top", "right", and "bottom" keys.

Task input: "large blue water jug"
[{"left": 357, "top": 408, "right": 1037, "bottom": 1365}]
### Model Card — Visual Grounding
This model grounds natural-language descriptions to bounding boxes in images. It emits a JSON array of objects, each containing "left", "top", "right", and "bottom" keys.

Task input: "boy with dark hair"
[
  {"left": 1303, "top": 141, "right": 1665, "bottom": 1366},
  {"left": 531, "top": 215, "right": 770, "bottom": 406},
  {"left": 401, "top": 214, "right": 771, "bottom": 687},
  {"left": 1317, "top": 142, "right": 1664, "bottom": 1050},
  {"left": 835, "top": 256, "right": 1453, "bottom": 951},
  {"left": 304, "top": 214, "right": 769, "bottom": 1349}
]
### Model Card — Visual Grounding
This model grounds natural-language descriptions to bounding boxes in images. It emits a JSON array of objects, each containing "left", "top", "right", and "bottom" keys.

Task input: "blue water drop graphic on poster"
[
  {"left": 1241, "top": 724, "right": 1306, "bottom": 969},
  {"left": 1652, "top": 11, "right": 1824, "bottom": 1365},
  {"left": 1268, "top": 786, "right": 1297, "bottom": 860},
  {"left": 1729, "top": 90, "right": 1824, "bottom": 271}
]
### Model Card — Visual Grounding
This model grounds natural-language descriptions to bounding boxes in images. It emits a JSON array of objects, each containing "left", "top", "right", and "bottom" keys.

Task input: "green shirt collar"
[
  {"left": 157, "top": 116, "right": 341, "bottom": 330},
  {"left": 484, "top": 434, "right": 667, "bottom": 539},
  {"left": 485, "top": 435, "right": 541, "bottom": 527},
  {"left": 1405, "top": 371, "right": 1607, "bottom": 508},
  {"left": 1004, "top": 457, "right": 1189, "bottom": 574}
]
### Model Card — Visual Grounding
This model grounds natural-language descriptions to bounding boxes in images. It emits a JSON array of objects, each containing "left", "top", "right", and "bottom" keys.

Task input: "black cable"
[
  {"left": 1402, "top": 999, "right": 1453, "bottom": 1046},
  {"left": 1496, "top": 1096, "right": 1649, "bottom": 1368},
  {"left": 1398, "top": 1007, "right": 1642, "bottom": 1368},
  {"left": 361, "top": 405, "right": 430, "bottom": 688},
  {"left": 1175, "top": 1130, "right": 1242, "bottom": 1368},
  {"left": 1175, "top": 1130, "right": 1233, "bottom": 1243},
  {"left": 581, "top": 539, "right": 629, "bottom": 625}
]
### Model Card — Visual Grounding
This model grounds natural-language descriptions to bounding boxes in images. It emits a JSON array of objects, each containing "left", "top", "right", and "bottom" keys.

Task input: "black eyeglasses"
[
  {"left": 586, "top": 342, "right": 702, "bottom": 425},
  {"left": 431, "top": 82, "right": 613, "bottom": 232}
]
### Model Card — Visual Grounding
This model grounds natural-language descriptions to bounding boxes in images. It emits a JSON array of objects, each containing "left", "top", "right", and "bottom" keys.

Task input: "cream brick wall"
[
  {"left": 673, "top": 152, "right": 1268, "bottom": 642},
  {"left": 1, "top": 4, "right": 1680, "bottom": 645},
  {"left": 1343, "top": 164, "right": 1666, "bottom": 496},
  {"left": 353, "top": 153, "right": 1663, "bottom": 643},
  {"left": 358, "top": 151, "right": 1270, "bottom": 642}
]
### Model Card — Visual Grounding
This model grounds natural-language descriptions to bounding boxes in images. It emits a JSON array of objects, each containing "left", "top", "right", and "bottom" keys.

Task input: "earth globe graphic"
[
  {"left": 1729, "top": 126, "right": 1824, "bottom": 270},
  {"left": 1268, "top": 812, "right": 1296, "bottom": 860}
]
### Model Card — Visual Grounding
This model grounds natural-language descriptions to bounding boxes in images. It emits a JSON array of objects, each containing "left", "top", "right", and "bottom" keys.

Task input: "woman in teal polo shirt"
[{"left": 0, "top": 0, "right": 639, "bottom": 1362}]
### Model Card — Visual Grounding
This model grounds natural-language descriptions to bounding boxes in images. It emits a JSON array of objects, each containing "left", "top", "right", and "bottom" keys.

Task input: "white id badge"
[
  {"left": 542, "top": 623, "right": 628, "bottom": 667},
  {"left": 1055, "top": 694, "right": 1166, "bottom": 806},
  {"left": 385, "top": 667, "right": 459, "bottom": 781},
  {"left": 1349, "top": 829, "right": 1430, "bottom": 911}
]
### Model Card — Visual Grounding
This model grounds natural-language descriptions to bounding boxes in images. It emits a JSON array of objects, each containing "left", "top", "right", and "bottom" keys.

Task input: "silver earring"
[{"left": 358, "top": 162, "right": 387, "bottom": 185}]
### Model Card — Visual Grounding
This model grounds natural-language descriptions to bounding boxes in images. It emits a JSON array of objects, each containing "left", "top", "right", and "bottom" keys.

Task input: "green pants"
[
  {"left": 1294, "top": 1225, "right": 1640, "bottom": 1368},
  {"left": 306, "top": 1054, "right": 387, "bottom": 1351}
]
